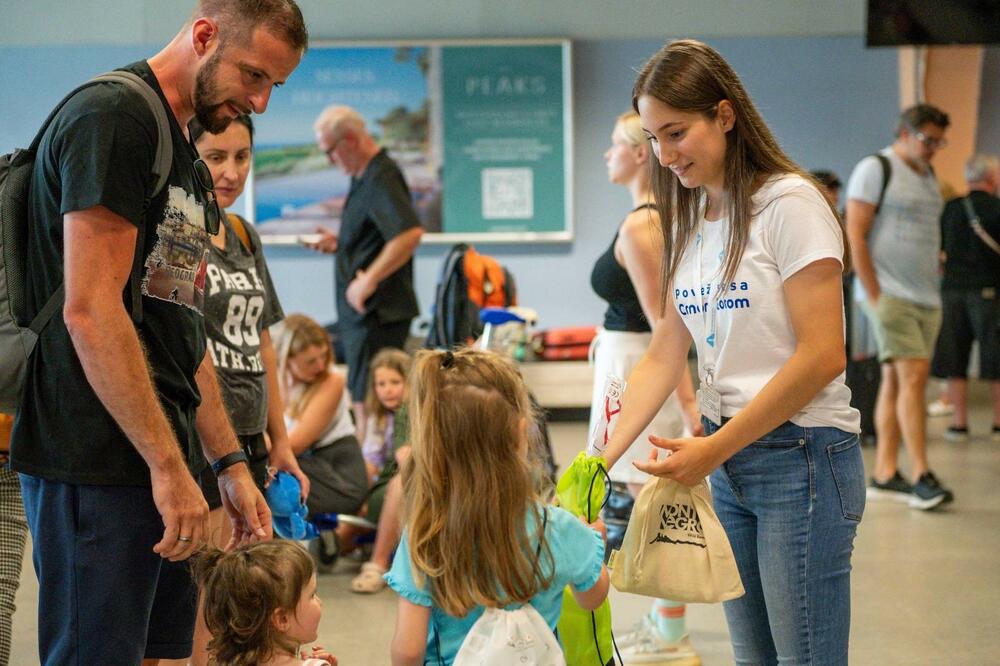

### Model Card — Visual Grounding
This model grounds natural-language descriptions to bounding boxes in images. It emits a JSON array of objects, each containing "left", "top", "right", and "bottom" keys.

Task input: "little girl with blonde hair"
[{"left": 388, "top": 349, "right": 610, "bottom": 665}]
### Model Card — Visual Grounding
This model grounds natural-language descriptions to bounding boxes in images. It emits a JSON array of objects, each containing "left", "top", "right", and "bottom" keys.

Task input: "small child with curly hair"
[{"left": 195, "top": 541, "right": 337, "bottom": 666}]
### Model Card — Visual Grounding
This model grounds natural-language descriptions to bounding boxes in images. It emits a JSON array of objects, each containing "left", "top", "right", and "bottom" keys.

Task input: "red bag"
[{"left": 535, "top": 326, "right": 597, "bottom": 361}]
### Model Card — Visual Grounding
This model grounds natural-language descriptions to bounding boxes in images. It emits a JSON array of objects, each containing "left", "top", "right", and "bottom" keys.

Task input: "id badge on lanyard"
[{"left": 694, "top": 226, "right": 723, "bottom": 426}]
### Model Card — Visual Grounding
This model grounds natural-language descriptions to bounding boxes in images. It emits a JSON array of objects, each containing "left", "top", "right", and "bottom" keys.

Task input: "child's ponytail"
[{"left": 192, "top": 546, "right": 227, "bottom": 590}]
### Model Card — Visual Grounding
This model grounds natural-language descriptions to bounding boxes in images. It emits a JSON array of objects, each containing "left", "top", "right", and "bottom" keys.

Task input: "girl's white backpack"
[{"left": 453, "top": 604, "right": 566, "bottom": 666}]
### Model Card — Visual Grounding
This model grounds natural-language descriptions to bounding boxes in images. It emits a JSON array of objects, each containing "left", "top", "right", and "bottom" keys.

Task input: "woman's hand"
[{"left": 633, "top": 434, "right": 725, "bottom": 487}]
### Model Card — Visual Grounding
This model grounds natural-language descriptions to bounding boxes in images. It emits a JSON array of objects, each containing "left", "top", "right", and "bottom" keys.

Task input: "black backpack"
[
  {"left": 0, "top": 71, "right": 172, "bottom": 414},
  {"left": 425, "top": 243, "right": 517, "bottom": 349}
]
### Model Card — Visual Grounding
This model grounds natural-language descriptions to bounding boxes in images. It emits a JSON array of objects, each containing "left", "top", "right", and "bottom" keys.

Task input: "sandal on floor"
[{"left": 350, "top": 562, "right": 388, "bottom": 594}]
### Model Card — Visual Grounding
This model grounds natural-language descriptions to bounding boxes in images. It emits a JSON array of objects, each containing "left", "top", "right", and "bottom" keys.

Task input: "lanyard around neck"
[{"left": 692, "top": 220, "right": 725, "bottom": 385}]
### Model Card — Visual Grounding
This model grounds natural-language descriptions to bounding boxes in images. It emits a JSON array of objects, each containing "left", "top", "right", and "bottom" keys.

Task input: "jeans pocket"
[{"left": 827, "top": 435, "right": 866, "bottom": 521}]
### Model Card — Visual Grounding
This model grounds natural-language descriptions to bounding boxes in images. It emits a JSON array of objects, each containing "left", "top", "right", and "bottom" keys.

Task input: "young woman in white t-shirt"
[{"left": 602, "top": 40, "right": 865, "bottom": 666}]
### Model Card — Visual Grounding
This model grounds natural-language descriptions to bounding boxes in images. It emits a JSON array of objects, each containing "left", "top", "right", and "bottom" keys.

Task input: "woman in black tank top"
[{"left": 589, "top": 112, "right": 702, "bottom": 661}]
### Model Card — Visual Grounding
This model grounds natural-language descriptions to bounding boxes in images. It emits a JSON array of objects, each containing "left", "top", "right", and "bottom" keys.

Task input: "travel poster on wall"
[
  {"left": 251, "top": 46, "right": 433, "bottom": 241},
  {"left": 250, "top": 40, "right": 571, "bottom": 244}
]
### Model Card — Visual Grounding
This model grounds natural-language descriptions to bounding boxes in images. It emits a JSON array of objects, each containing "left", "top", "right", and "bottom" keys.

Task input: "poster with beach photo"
[
  {"left": 252, "top": 45, "right": 435, "bottom": 241},
  {"left": 251, "top": 40, "right": 571, "bottom": 243}
]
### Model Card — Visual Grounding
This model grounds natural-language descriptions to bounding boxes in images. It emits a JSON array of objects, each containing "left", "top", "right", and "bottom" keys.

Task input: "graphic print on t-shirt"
[
  {"left": 204, "top": 263, "right": 267, "bottom": 373},
  {"left": 142, "top": 186, "right": 209, "bottom": 312},
  {"left": 675, "top": 232, "right": 753, "bottom": 329},
  {"left": 674, "top": 280, "right": 753, "bottom": 318}
]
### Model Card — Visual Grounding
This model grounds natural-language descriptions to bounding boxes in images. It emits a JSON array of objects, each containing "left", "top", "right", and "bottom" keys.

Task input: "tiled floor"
[{"left": 10, "top": 387, "right": 1000, "bottom": 664}]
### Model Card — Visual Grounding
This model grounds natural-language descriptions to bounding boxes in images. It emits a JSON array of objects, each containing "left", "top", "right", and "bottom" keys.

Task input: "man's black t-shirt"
[
  {"left": 940, "top": 190, "right": 1000, "bottom": 291},
  {"left": 11, "top": 61, "right": 211, "bottom": 486},
  {"left": 335, "top": 150, "right": 421, "bottom": 327}
]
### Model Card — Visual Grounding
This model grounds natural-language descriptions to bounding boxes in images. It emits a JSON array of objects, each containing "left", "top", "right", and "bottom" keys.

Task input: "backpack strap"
[
  {"left": 873, "top": 153, "right": 891, "bottom": 215},
  {"left": 94, "top": 71, "right": 173, "bottom": 199},
  {"left": 227, "top": 213, "right": 254, "bottom": 253},
  {"left": 962, "top": 195, "right": 1000, "bottom": 257},
  {"left": 28, "top": 70, "right": 173, "bottom": 333},
  {"left": 95, "top": 71, "right": 173, "bottom": 325}
]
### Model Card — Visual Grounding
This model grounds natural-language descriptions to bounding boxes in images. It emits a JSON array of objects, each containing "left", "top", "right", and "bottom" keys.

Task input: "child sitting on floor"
[{"left": 361, "top": 348, "right": 411, "bottom": 482}]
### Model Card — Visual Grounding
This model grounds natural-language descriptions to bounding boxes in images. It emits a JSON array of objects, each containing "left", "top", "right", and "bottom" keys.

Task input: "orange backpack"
[
  {"left": 462, "top": 245, "right": 516, "bottom": 308},
  {"left": 427, "top": 243, "right": 517, "bottom": 348}
]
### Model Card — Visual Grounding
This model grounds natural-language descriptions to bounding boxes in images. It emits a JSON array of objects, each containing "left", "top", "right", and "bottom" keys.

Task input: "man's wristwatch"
[{"left": 210, "top": 450, "right": 249, "bottom": 476}]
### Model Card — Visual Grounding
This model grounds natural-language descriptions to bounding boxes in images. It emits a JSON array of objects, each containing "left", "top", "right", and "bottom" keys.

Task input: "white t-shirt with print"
[
  {"left": 672, "top": 174, "right": 860, "bottom": 434},
  {"left": 845, "top": 147, "right": 943, "bottom": 307}
]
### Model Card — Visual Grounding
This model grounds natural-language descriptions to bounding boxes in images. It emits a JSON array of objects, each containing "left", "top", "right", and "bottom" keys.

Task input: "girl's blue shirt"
[{"left": 386, "top": 503, "right": 605, "bottom": 664}]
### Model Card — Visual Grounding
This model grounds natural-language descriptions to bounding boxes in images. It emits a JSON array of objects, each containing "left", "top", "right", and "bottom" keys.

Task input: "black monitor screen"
[{"left": 867, "top": 0, "right": 1000, "bottom": 46}]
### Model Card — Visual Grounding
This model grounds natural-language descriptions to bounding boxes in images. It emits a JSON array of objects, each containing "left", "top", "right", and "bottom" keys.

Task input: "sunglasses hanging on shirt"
[
  {"left": 187, "top": 125, "right": 222, "bottom": 236},
  {"left": 191, "top": 157, "right": 221, "bottom": 236}
]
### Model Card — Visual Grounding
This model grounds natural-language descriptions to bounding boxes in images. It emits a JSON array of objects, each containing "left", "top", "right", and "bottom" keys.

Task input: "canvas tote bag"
[{"left": 608, "top": 477, "right": 744, "bottom": 603}]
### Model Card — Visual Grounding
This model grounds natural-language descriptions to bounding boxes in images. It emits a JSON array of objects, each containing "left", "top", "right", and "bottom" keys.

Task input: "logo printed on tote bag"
[{"left": 650, "top": 501, "right": 706, "bottom": 548}]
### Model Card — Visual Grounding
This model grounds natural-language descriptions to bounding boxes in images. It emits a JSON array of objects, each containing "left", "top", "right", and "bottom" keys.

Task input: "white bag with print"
[
  {"left": 608, "top": 477, "right": 744, "bottom": 603},
  {"left": 453, "top": 605, "right": 566, "bottom": 666}
]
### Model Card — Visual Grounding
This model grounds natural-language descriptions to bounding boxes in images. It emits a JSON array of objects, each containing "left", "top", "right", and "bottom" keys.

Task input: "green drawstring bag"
[{"left": 555, "top": 452, "right": 615, "bottom": 666}]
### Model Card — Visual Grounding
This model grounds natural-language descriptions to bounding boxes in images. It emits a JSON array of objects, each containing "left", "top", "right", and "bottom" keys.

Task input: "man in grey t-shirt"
[{"left": 846, "top": 104, "right": 953, "bottom": 510}]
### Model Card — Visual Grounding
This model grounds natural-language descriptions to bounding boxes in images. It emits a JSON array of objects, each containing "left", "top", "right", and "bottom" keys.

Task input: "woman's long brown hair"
[
  {"left": 632, "top": 40, "right": 847, "bottom": 313},
  {"left": 402, "top": 348, "right": 553, "bottom": 617}
]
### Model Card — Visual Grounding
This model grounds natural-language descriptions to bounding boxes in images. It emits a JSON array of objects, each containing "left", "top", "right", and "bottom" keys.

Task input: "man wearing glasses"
[
  {"left": 10, "top": 1, "right": 306, "bottom": 663},
  {"left": 309, "top": 106, "right": 424, "bottom": 441},
  {"left": 845, "top": 104, "right": 954, "bottom": 512}
]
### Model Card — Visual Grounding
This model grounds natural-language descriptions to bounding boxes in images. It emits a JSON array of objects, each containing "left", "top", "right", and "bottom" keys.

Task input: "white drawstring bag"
[
  {"left": 608, "top": 477, "right": 744, "bottom": 603},
  {"left": 452, "top": 605, "right": 566, "bottom": 666}
]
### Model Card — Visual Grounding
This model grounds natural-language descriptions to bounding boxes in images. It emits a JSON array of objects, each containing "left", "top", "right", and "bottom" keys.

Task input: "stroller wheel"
[
  {"left": 308, "top": 530, "right": 339, "bottom": 573},
  {"left": 317, "top": 529, "right": 340, "bottom": 566}
]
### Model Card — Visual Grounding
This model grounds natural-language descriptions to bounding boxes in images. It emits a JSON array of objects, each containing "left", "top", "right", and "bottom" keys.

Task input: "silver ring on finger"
[{"left": 177, "top": 536, "right": 192, "bottom": 542}]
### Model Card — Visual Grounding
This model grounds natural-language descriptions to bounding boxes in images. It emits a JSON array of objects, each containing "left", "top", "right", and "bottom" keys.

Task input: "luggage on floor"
[{"left": 534, "top": 326, "right": 597, "bottom": 361}]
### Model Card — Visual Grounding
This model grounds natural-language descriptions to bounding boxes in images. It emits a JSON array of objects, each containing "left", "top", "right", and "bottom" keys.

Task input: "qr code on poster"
[{"left": 482, "top": 168, "right": 533, "bottom": 219}]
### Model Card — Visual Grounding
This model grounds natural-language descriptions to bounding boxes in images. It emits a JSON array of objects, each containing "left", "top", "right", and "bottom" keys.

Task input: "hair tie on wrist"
[{"left": 441, "top": 351, "right": 455, "bottom": 368}]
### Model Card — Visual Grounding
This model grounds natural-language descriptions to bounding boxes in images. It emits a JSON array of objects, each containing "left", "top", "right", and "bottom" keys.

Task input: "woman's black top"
[{"left": 590, "top": 204, "right": 655, "bottom": 332}]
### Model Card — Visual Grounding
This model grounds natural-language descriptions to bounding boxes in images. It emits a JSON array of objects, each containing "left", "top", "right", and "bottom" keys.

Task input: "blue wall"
[{"left": 1, "top": 37, "right": 898, "bottom": 330}]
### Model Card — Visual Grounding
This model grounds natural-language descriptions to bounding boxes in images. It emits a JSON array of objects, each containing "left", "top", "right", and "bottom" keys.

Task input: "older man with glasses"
[
  {"left": 307, "top": 106, "right": 424, "bottom": 442},
  {"left": 845, "top": 103, "right": 954, "bottom": 511}
]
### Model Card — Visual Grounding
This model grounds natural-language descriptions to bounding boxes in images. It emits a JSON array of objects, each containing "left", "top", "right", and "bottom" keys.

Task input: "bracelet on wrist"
[{"left": 210, "top": 450, "right": 249, "bottom": 476}]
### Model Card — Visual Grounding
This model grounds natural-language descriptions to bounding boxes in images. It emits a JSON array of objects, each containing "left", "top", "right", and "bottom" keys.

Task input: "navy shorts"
[
  {"left": 339, "top": 318, "right": 410, "bottom": 402},
  {"left": 19, "top": 474, "right": 198, "bottom": 664}
]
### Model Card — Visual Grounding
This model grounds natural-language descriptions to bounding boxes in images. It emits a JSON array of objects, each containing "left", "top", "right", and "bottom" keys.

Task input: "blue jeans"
[{"left": 705, "top": 419, "right": 865, "bottom": 665}]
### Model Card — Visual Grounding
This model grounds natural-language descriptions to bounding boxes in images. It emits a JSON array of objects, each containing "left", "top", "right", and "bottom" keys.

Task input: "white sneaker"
[
  {"left": 927, "top": 399, "right": 954, "bottom": 417},
  {"left": 617, "top": 617, "right": 701, "bottom": 664}
]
